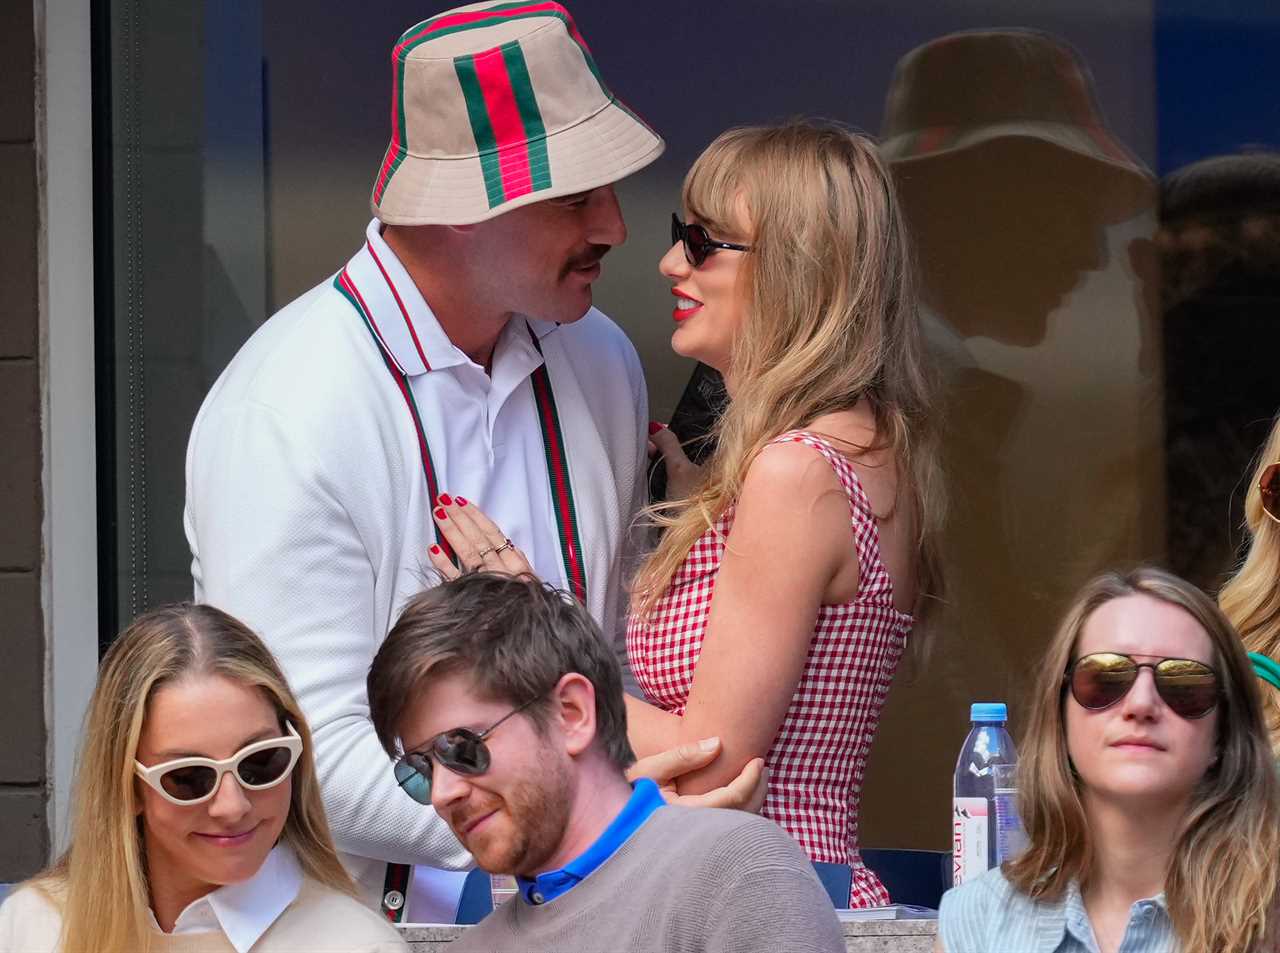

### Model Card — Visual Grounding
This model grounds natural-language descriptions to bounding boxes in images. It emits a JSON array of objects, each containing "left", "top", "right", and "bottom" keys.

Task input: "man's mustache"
[{"left": 561, "top": 244, "right": 611, "bottom": 278}]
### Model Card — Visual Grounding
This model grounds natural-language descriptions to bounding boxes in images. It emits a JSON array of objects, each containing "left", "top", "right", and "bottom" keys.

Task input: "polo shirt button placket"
[{"left": 383, "top": 889, "right": 405, "bottom": 912}]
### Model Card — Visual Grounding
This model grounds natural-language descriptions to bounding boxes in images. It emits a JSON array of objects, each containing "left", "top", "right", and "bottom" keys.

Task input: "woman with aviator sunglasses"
[
  {"left": 1220, "top": 412, "right": 1280, "bottom": 751},
  {"left": 937, "top": 567, "right": 1280, "bottom": 953},
  {"left": 0, "top": 604, "right": 404, "bottom": 953}
]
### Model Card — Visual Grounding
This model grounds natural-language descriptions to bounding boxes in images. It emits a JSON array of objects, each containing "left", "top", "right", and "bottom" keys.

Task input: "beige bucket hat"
[
  {"left": 370, "top": 1, "right": 664, "bottom": 225},
  {"left": 880, "top": 29, "right": 1154, "bottom": 219}
]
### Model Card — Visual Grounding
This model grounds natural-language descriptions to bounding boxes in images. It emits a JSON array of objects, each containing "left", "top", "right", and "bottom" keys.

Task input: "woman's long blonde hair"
[
  {"left": 1220, "top": 413, "right": 1280, "bottom": 748},
  {"left": 631, "top": 120, "right": 942, "bottom": 619},
  {"left": 1005, "top": 568, "right": 1280, "bottom": 952},
  {"left": 27, "top": 604, "right": 354, "bottom": 953}
]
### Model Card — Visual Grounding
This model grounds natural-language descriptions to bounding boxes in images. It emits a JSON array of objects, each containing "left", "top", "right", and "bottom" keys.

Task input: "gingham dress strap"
[{"left": 764, "top": 430, "right": 904, "bottom": 614}]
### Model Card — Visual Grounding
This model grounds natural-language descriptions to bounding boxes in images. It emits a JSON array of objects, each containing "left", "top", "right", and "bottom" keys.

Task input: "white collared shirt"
[
  {"left": 148, "top": 846, "right": 303, "bottom": 953},
  {"left": 185, "top": 220, "right": 648, "bottom": 907}
]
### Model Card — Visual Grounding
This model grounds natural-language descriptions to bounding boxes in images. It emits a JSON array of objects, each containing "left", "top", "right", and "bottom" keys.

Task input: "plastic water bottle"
[{"left": 952, "top": 702, "right": 1026, "bottom": 885}]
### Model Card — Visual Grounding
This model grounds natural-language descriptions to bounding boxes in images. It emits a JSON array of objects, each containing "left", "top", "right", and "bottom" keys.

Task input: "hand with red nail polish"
[
  {"left": 457, "top": 497, "right": 468, "bottom": 507},
  {"left": 437, "top": 493, "right": 453, "bottom": 506},
  {"left": 434, "top": 507, "right": 447, "bottom": 520}
]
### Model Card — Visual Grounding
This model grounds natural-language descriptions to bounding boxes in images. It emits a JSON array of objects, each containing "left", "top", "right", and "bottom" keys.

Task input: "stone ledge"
[{"left": 399, "top": 917, "right": 938, "bottom": 952}]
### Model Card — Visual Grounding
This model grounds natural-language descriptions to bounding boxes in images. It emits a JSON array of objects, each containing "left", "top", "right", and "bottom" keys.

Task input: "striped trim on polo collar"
[
  {"left": 334, "top": 268, "right": 457, "bottom": 564},
  {"left": 372, "top": 1, "right": 608, "bottom": 206}
]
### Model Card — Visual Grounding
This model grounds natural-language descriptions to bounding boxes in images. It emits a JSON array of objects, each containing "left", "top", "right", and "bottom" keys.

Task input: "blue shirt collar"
[
  {"left": 1038, "top": 880, "right": 1170, "bottom": 953},
  {"left": 517, "top": 778, "right": 665, "bottom": 905}
]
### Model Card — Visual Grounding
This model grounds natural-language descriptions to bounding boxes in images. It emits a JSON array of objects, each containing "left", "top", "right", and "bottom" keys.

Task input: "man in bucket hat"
[{"left": 185, "top": 1, "right": 758, "bottom": 919}]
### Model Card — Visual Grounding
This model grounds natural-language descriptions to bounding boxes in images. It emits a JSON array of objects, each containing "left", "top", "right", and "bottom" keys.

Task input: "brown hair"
[
  {"left": 630, "top": 119, "right": 943, "bottom": 623},
  {"left": 1005, "top": 567, "right": 1280, "bottom": 952},
  {"left": 368, "top": 573, "right": 634, "bottom": 771},
  {"left": 27, "top": 603, "right": 354, "bottom": 953}
]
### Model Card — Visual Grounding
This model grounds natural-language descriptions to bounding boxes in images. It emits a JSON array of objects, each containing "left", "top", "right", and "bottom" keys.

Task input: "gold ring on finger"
[
  {"left": 492, "top": 539, "right": 515, "bottom": 555},
  {"left": 475, "top": 546, "right": 493, "bottom": 559}
]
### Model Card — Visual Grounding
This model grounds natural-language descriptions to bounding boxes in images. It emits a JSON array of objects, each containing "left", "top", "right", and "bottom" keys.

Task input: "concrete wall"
[{"left": 0, "top": 0, "right": 49, "bottom": 881}]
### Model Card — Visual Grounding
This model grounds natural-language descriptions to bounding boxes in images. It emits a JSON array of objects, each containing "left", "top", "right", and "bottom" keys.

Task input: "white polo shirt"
[{"left": 185, "top": 219, "right": 648, "bottom": 907}]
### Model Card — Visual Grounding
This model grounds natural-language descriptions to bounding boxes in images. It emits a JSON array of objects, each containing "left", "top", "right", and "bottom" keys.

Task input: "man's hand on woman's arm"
[{"left": 627, "top": 737, "right": 768, "bottom": 813}]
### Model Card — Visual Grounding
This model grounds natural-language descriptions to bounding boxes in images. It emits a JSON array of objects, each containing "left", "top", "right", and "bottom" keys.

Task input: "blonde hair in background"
[
  {"left": 1219, "top": 411, "right": 1280, "bottom": 749},
  {"left": 26, "top": 604, "right": 354, "bottom": 953},
  {"left": 1005, "top": 567, "right": 1280, "bottom": 953},
  {"left": 631, "top": 119, "right": 943, "bottom": 621}
]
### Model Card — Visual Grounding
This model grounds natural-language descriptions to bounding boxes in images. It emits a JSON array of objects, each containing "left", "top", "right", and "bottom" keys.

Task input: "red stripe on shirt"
[{"left": 366, "top": 240, "right": 432, "bottom": 371}]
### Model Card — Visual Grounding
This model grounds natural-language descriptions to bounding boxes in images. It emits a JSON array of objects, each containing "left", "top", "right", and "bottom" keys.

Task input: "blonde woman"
[
  {"left": 429, "top": 119, "right": 942, "bottom": 907},
  {"left": 1220, "top": 413, "right": 1280, "bottom": 750},
  {"left": 938, "top": 568, "right": 1280, "bottom": 953},
  {"left": 0, "top": 604, "right": 404, "bottom": 953}
]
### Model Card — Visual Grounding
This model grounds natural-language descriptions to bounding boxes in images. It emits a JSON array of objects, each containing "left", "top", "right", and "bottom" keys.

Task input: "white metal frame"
[{"left": 40, "top": 0, "right": 100, "bottom": 852}]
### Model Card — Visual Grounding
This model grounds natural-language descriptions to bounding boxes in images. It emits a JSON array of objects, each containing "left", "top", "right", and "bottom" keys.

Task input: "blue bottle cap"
[{"left": 970, "top": 702, "right": 1007, "bottom": 723}]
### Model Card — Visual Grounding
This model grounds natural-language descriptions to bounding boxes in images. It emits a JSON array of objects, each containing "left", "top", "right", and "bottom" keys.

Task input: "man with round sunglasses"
[
  {"left": 183, "top": 1, "right": 760, "bottom": 920},
  {"left": 367, "top": 573, "right": 843, "bottom": 953}
]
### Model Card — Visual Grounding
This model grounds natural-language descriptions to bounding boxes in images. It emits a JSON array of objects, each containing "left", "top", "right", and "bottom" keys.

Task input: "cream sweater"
[{"left": 0, "top": 879, "right": 406, "bottom": 953}]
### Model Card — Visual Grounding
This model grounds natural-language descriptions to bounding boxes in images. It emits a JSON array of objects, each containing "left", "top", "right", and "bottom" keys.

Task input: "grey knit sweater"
[{"left": 450, "top": 804, "right": 844, "bottom": 953}]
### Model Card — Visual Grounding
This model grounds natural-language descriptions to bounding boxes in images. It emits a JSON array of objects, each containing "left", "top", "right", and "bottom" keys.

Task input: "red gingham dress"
[{"left": 628, "top": 430, "right": 911, "bottom": 908}]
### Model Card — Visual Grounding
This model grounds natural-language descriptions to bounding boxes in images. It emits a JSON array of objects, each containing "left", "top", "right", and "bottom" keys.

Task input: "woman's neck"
[
  {"left": 1080, "top": 793, "right": 1185, "bottom": 921},
  {"left": 146, "top": 849, "right": 217, "bottom": 933}
]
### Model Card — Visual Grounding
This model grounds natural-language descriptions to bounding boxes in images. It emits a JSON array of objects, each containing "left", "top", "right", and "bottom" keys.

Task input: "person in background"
[
  {"left": 1219, "top": 410, "right": 1280, "bottom": 751},
  {"left": 937, "top": 568, "right": 1280, "bottom": 953},
  {"left": 366, "top": 573, "right": 843, "bottom": 953},
  {"left": 0, "top": 604, "right": 404, "bottom": 953},
  {"left": 430, "top": 119, "right": 943, "bottom": 907}
]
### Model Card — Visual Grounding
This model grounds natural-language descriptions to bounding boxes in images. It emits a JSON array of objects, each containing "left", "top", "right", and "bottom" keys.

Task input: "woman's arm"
[{"left": 628, "top": 441, "right": 857, "bottom": 794}]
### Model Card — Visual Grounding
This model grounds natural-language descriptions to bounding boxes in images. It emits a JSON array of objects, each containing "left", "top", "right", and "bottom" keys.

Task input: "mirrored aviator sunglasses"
[
  {"left": 392, "top": 698, "right": 538, "bottom": 805},
  {"left": 393, "top": 730, "right": 491, "bottom": 806},
  {"left": 1259, "top": 462, "right": 1280, "bottom": 524},
  {"left": 1066, "top": 653, "right": 1221, "bottom": 719},
  {"left": 133, "top": 723, "right": 303, "bottom": 806}
]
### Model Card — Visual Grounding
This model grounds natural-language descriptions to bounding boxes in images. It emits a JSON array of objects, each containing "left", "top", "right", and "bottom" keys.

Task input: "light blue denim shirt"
[{"left": 939, "top": 867, "right": 1176, "bottom": 953}]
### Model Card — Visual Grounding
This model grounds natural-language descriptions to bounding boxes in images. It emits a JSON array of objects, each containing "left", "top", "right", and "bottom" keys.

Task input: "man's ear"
[{"left": 550, "top": 672, "right": 598, "bottom": 758}]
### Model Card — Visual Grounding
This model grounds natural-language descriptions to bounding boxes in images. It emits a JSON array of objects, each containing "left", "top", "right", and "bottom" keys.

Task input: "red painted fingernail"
[
  {"left": 429, "top": 544, "right": 441, "bottom": 555},
  {"left": 648, "top": 421, "right": 666, "bottom": 435},
  {"left": 438, "top": 493, "right": 453, "bottom": 506},
  {"left": 457, "top": 497, "right": 468, "bottom": 507},
  {"left": 434, "top": 507, "right": 447, "bottom": 520}
]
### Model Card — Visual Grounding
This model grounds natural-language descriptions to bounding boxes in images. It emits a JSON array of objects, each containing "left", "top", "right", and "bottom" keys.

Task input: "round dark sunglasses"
[
  {"left": 671, "top": 213, "right": 752, "bottom": 267},
  {"left": 393, "top": 698, "right": 538, "bottom": 805},
  {"left": 1065, "top": 652, "right": 1221, "bottom": 720}
]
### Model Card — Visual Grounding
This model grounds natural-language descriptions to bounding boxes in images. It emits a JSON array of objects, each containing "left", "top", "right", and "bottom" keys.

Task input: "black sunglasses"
[
  {"left": 1065, "top": 652, "right": 1221, "bottom": 720},
  {"left": 393, "top": 697, "right": 538, "bottom": 804},
  {"left": 671, "top": 213, "right": 752, "bottom": 267}
]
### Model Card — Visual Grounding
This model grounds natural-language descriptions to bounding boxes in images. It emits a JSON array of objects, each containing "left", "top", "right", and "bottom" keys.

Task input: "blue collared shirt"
[
  {"left": 517, "top": 778, "right": 666, "bottom": 905},
  {"left": 939, "top": 866, "right": 1176, "bottom": 953}
]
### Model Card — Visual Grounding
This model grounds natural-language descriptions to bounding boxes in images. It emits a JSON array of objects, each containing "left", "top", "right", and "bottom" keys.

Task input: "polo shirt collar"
[
  {"left": 149, "top": 844, "right": 304, "bottom": 953},
  {"left": 352, "top": 219, "right": 460, "bottom": 375},
  {"left": 350, "top": 220, "right": 562, "bottom": 379},
  {"left": 517, "top": 778, "right": 665, "bottom": 906}
]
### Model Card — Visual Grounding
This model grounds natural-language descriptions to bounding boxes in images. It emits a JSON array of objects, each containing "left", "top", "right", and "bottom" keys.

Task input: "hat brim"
[
  {"left": 372, "top": 99, "right": 664, "bottom": 226},
  {"left": 882, "top": 121, "right": 1155, "bottom": 222}
]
